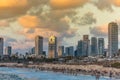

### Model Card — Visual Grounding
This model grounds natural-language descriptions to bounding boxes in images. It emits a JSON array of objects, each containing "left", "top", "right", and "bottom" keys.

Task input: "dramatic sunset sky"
[{"left": 1, "top": 0, "right": 120, "bottom": 53}]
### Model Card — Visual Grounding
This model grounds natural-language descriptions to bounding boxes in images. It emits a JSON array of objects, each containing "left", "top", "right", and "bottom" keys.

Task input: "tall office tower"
[
  {"left": 83, "top": 35, "right": 90, "bottom": 56},
  {"left": 108, "top": 22, "right": 118, "bottom": 57},
  {"left": 77, "top": 40, "right": 84, "bottom": 57},
  {"left": 65, "top": 47, "right": 69, "bottom": 56},
  {"left": 31, "top": 47, "right": 35, "bottom": 54},
  {"left": 91, "top": 37, "right": 98, "bottom": 56},
  {"left": 48, "top": 35, "right": 57, "bottom": 58},
  {"left": 5, "top": 46, "right": 12, "bottom": 56},
  {"left": 98, "top": 38, "right": 104, "bottom": 56},
  {"left": 58, "top": 46, "right": 64, "bottom": 57},
  {"left": 0, "top": 38, "right": 3, "bottom": 57},
  {"left": 35, "top": 36, "right": 43, "bottom": 55},
  {"left": 65, "top": 46, "right": 74, "bottom": 56}
]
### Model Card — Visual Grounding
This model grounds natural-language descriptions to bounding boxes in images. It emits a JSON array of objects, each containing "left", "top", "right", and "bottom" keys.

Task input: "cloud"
[
  {"left": 18, "top": 14, "right": 78, "bottom": 40},
  {"left": 111, "top": 0, "right": 120, "bottom": 7},
  {"left": 50, "top": 0, "right": 89, "bottom": 9},
  {"left": 29, "top": 0, "right": 48, "bottom": 6},
  {"left": 0, "top": 0, "right": 27, "bottom": 8},
  {"left": 44, "top": 9, "right": 76, "bottom": 20},
  {"left": 18, "top": 15, "right": 70, "bottom": 33},
  {"left": 18, "top": 15, "right": 40, "bottom": 28},
  {"left": 73, "top": 12, "right": 96, "bottom": 25},
  {"left": 0, "top": 0, "right": 50, "bottom": 19},
  {"left": 44, "top": 19, "right": 70, "bottom": 32},
  {"left": 18, "top": 1, "right": 78, "bottom": 38},
  {"left": 90, "top": 24, "right": 108, "bottom": 37},
  {"left": 92, "top": 0, "right": 113, "bottom": 11},
  {"left": 92, "top": 0, "right": 120, "bottom": 11},
  {"left": 0, "top": 20, "right": 9, "bottom": 27},
  {"left": 61, "top": 28, "right": 77, "bottom": 38},
  {"left": 0, "top": 0, "right": 29, "bottom": 19}
]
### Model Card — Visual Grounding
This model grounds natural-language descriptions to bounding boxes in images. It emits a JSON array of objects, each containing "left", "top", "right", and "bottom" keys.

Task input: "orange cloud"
[
  {"left": 90, "top": 24, "right": 108, "bottom": 37},
  {"left": 99, "top": 26, "right": 108, "bottom": 34},
  {"left": 0, "top": 0, "right": 28, "bottom": 8},
  {"left": 0, "top": 0, "right": 29, "bottom": 19},
  {"left": 0, "top": 20, "right": 9, "bottom": 27},
  {"left": 111, "top": 0, "right": 120, "bottom": 6},
  {"left": 50, "top": 0, "right": 89, "bottom": 9},
  {"left": 18, "top": 15, "right": 71, "bottom": 33},
  {"left": 18, "top": 15, "right": 40, "bottom": 28}
]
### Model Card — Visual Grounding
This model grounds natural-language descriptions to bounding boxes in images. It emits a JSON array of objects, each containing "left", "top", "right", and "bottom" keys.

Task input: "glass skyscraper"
[
  {"left": 58, "top": 46, "right": 64, "bottom": 57},
  {"left": 65, "top": 46, "right": 74, "bottom": 56},
  {"left": 48, "top": 36, "right": 57, "bottom": 58},
  {"left": 0, "top": 38, "right": 3, "bottom": 58},
  {"left": 77, "top": 40, "right": 84, "bottom": 57},
  {"left": 98, "top": 38, "right": 104, "bottom": 56},
  {"left": 35, "top": 36, "right": 43, "bottom": 55},
  {"left": 91, "top": 37, "right": 98, "bottom": 56},
  {"left": 108, "top": 22, "right": 118, "bottom": 57}
]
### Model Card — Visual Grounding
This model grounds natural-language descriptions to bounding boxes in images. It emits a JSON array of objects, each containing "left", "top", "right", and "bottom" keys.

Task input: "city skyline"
[
  {"left": 0, "top": 0, "right": 120, "bottom": 53},
  {"left": 0, "top": 22, "right": 118, "bottom": 55},
  {"left": 0, "top": 28, "right": 117, "bottom": 58}
]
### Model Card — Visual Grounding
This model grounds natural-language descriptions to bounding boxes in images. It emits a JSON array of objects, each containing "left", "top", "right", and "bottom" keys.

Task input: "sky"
[{"left": 1, "top": 0, "right": 120, "bottom": 54}]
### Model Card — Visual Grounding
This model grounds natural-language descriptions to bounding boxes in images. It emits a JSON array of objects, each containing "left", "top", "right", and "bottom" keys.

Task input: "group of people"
[{"left": 28, "top": 64, "right": 120, "bottom": 79}]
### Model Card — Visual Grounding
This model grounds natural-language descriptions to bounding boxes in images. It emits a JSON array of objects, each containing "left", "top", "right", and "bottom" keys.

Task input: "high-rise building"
[
  {"left": 77, "top": 40, "right": 84, "bottom": 57},
  {"left": 83, "top": 35, "right": 90, "bottom": 56},
  {"left": 108, "top": 22, "right": 118, "bottom": 57},
  {"left": 0, "top": 38, "right": 3, "bottom": 57},
  {"left": 35, "top": 36, "right": 43, "bottom": 55},
  {"left": 58, "top": 46, "right": 64, "bottom": 57},
  {"left": 65, "top": 47, "right": 69, "bottom": 56},
  {"left": 5, "top": 46, "right": 12, "bottom": 56},
  {"left": 31, "top": 47, "right": 35, "bottom": 54},
  {"left": 48, "top": 36, "right": 57, "bottom": 58},
  {"left": 98, "top": 38, "right": 104, "bottom": 56},
  {"left": 91, "top": 37, "right": 98, "bottom": 56},
  {"left": 65, "top": 46, "right": 74, "bottom": 56},
  {"left": 74, "top": 49, "right": 77, "bottom": 57}
]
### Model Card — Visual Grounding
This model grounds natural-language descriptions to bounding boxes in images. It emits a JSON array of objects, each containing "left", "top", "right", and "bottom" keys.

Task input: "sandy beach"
[{"left": 0, "top": 63, "right": 120, "bottom": 79}]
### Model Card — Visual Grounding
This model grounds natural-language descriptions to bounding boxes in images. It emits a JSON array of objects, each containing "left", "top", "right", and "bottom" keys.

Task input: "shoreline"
[{"left": 0, "top": 63, "right": 120, "bottom": 79}]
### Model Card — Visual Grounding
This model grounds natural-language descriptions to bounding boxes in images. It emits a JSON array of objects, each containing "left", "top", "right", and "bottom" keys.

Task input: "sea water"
[{"left": 0, "top": 67, "right": 118, "bottom": 80}]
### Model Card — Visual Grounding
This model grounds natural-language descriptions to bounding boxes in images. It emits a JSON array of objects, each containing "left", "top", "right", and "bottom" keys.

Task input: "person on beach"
[
  {"left": 95, "top": 72, "right": 100, "bottom": 80},
  {"left": 109, "top": 71, "right": 113, "bottom": 80}
]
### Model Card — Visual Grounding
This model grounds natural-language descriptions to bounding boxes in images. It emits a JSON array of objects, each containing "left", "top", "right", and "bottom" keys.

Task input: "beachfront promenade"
[{"left": 0, "top": 63, "right": 120, "bottom": 78}]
